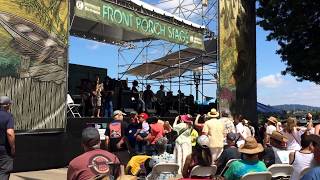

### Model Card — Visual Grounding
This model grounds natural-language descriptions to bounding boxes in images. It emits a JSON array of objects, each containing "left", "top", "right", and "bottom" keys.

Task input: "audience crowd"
[{"left": 67, "top": 109, "right": 320, "bottom": 180}]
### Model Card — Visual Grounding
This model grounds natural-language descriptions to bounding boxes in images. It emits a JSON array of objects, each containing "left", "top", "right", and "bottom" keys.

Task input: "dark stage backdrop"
[{"left": 0, "top": 0, "right": 69, "bottom": 132}]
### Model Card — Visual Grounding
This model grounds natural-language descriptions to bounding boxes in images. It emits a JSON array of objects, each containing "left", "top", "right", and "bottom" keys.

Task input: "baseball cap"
[
  {"left": 113, "top": 110, "right": 126, "bottom": 117},
  {"left": 0, "top": 96, "right": 13, "bottom": 105},
  {"left": 82, "top": 127, "right": 100, "bottom": 147},
  {"left": 139, "top": 112, "right": 149, "bottom": 120},
  {"left": 197, "top": 135, "right": 209, "bottom": 147},
  {"left": 227, "top": 132, "right": 238, "bottom": 141}
]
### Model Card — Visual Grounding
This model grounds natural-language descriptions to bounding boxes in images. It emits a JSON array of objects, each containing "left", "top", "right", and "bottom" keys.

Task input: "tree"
[{"left": 256, "top": 0, "right": 320, "bottom": 84}]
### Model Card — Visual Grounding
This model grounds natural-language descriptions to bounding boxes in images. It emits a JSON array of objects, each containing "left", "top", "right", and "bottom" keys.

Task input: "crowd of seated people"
[{"left": 67, "top": 108, "right": 320, "bottom": 180}]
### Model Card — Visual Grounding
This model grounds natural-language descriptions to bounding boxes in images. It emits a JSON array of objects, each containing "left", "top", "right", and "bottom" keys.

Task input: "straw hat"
[
  {"left": 207, "top": 108, "right": 219, "bottom": 118},
  {"left": 239, "top": 137, "right": 264, "bottom": 154},
  {"left": 267, "top": 116, "right": 278, "bottom": 124}
]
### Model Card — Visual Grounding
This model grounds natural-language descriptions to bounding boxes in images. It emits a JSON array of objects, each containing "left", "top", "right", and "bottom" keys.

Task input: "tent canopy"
[{"left": 124, "top": 39, "right": 217, "bottom": 80}]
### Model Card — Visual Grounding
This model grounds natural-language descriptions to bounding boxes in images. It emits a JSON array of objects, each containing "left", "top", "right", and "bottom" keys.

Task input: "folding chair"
[
  {"left": 220, "top": 159, "right": 240, "bottom": 176},
  {"left": 190, "top": 165, "right": 217, "bottom": 178},
  {"left": 299, "top": 167, "right": 311, "bottom": 179},
  {"left": 240, "top": 172, "right": 272, "bottom": 180},
  {"left": 268, "top": 164, "right": 293, "bottom": 179},
  {"left": 67, "top": 94, "right": 81, "bottom": 117},
  {"left": 146, "top": 163, "right": 179, "bottom": 180}
]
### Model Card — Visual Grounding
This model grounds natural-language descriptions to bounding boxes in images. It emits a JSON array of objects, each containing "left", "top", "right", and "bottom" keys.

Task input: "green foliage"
[
  {"left": 257, "top": 0, "right": 320, "bottom": 84},
  {"left": 12, "top": 0, "right": 67, "bottom": 43}
]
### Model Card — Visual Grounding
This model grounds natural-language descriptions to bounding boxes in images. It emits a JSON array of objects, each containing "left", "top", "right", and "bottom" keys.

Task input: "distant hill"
[{"left": 272, "top": 104, "right": 320, "bottom": 111}]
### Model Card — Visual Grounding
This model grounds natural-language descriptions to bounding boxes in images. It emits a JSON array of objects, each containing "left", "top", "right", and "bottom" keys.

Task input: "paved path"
[{"left": 10, "top": 168, "right": 67, "bottom": 180}]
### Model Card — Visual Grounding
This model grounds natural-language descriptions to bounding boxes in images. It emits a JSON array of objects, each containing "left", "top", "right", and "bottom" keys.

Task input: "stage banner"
[
  {"left": 74, "top": 0, "right": 205, "bottom": 50},
  {"left": 0, "top": 0, "right": 69, "bottom": 132},
  {"left": 218, "top": 0, "right": 257, "bottom": 123}
]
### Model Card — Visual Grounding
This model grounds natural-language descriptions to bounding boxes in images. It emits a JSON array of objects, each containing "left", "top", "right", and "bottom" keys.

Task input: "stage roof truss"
[
  {"left": 70, "top": 0, "right": 207, "bottom": 50},
  {"left": 123, "top": 38, "right": 217, "bottom": 80}
]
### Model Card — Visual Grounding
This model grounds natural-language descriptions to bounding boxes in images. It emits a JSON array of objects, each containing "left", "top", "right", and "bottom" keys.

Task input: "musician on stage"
[
  {"left": 103, "top": 76, "right": 114, "bottom": 117},
  {"left": 155, "top": 85, "right": 166, "bottom": 116},
  {"left": 131, "top": 80, "right": 145, "bottom": 113}
]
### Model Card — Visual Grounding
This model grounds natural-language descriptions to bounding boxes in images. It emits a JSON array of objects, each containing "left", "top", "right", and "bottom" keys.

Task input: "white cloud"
[
  {"left": 86, "top": 41, "right": 104, "bottom": 50},
  {"left": 258, "top": 77, "right": 320, "bottom": 107},
  {"left": 257, "top": 73, "right": 284, "bottom": 88}
]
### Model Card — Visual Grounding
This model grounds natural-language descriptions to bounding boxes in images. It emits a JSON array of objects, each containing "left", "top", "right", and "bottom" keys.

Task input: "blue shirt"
[
  {"left": 301, "top": 167, "right": 320, "bottom": 180},
  {"left": 224, "top": 159, "right": 267, "bottom": 180},
  {"left": 0, "top": 109, "right": 14, "bottom": 154}
]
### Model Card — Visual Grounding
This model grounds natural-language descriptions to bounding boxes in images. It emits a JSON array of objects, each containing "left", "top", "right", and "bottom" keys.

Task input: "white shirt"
[
  {"left": 283, "top": 129, "right": 304, "bottom": 151},
  {"left": 236, "top": 123, "right": 245, "bottom": 147},
  {"left": 290, "top": 151, "right": 314, "bottom": 180},
  {"left": 266, "top": 125, "right": 276, "bottom": 135}
]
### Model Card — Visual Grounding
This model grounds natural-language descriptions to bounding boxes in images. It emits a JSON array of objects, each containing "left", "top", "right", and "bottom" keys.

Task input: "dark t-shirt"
[
  {"left": 104, "top": 120, "right": 128, "bottom": 152},
  {"left": 143, "top": 90, "right": 154, "bottom": 102},
  {"left": 126, "top": 123, "right": 140, "bottom": 147},
  {"left": 67, "top": 149, "right": 120, "bottom": 180},
  {"left": 217, "top": 146, "right": 240, "bottom": 173},
  {"left": 0, "top": 109, "right": 14, "bottom": 155}
]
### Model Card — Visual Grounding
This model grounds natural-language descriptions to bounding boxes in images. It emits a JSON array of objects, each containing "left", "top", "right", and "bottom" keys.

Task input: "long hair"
[
  {"left": 286, "top": 117, "right": 297, "bottom": 133},
  {"left": 191, "top": 143, "right": 212, "bottom": 166}
]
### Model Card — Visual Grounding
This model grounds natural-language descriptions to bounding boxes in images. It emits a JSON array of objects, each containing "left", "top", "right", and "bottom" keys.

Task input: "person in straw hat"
[
  {"left": 224, "top": 137, "right": 267, "bottom": 180},
  {"left": 202, "top": 108, "right": 225, "bottom": 164},
  {"left": 263, "top": 116, "right": 280, "bottom": 146}
]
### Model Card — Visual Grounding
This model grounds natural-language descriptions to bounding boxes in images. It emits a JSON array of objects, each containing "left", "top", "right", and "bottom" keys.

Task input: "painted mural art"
[
  {"left": 219, "top": 0, "right": 256, "bottom": 119},
  {"left": 0, "top": 0, "right": 68, "bottom": 131}
]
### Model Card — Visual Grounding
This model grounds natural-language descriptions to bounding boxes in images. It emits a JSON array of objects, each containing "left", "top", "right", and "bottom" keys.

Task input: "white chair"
[
  {"left": 220, "top": 159, "right": 240, "bottom": 176},
  {"left": 67, "top": 94, "right": 81, "bottom": 117},
  {"left": 146, "top": 163, "right": 179, "bottom": 180},
  {"left": 300, "top": 167, "right": 311, "bottom": 179},
  {"left": 240, "top": 172, "right": 272, "bottom": 180},
  {"left": 268, "top": 164, "right": 293, "bottom": 179},
  {"left": 190, "top": 165, "right": 217, "bottom": 178}
]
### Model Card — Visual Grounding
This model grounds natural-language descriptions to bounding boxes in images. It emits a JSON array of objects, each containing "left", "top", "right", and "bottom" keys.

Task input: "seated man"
[
  {"left": 147, "top": 137, "right": 175, "bottom": 180},
  {"left": 223, "top": 137, "right": 267, "bottom": 180},
  {"left": 216, "top": 133, "right": 241, "bottom": 174},
  {"left": 67, "top": 127, "right": 120, "bottom": 180},
  {"left": 301, "top": 134, "right": 320, "bottom": 180}
]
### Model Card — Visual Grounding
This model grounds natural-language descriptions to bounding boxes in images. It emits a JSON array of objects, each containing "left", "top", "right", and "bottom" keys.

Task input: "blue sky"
[{"left": 69, "top": 1, "right": 320, "bottom": 107}]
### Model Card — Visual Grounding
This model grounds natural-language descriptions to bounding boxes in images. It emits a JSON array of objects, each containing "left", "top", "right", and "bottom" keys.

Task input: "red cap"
[{"left": 139, "top": 113, "right": 149, "bottom": 120}]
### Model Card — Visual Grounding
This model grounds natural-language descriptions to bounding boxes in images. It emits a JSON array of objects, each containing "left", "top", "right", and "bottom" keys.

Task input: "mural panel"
[
  {"left": 218, "top": 0, "right": 257, "bottom": 122},
  {"left": 0, "top": 0, "right": 68, "bottom": 132}
]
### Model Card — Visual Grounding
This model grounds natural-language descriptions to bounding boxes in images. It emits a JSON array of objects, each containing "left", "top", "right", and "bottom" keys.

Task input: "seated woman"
[
  {"left": 289, "top": 133, "right": 314, "bottom": 180},
  {"left": 224, "top": 137, "right": 267, "bottom": 180},
  {"left": 182, "top": 135, "right": 212, "bottom": 178}
]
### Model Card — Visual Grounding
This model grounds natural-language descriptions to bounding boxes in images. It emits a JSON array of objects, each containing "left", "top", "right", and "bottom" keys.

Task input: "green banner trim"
[{"left": 74, "top": 0, "right": 205, "bottom": 50}]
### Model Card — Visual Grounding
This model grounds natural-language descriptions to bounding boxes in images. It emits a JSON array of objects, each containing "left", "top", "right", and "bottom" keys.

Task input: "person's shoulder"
[
  {"left": 0, "top": 110, "right": 12, "bottom": 118},
  {"left": 69, "top": 153, "right": 88, "bottom": 167},
  {"left": 301, "top": 167, "right": 320, "bottom": 180},
  {"left": 229, "top": 159, "right": 242, "bottom": 167}
]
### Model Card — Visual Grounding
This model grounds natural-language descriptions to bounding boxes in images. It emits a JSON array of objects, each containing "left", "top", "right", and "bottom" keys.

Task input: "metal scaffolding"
[{"left": 117, "top": 0, "right": 218, "bottom": 106}]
